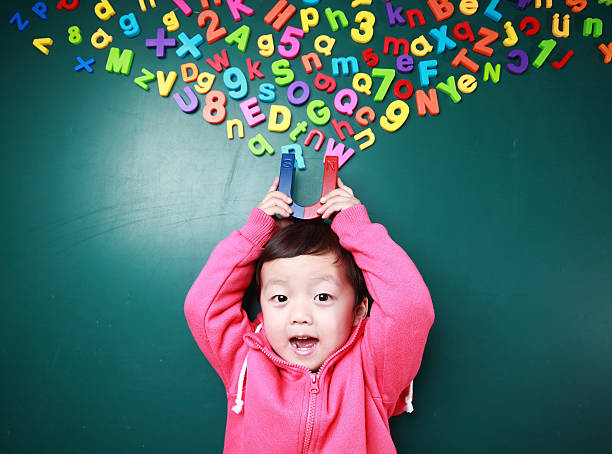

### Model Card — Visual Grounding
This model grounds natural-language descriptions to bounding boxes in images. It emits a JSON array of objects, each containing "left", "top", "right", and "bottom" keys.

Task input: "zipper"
[
  {"left": 247, "top": 319, "right": 365, "bottom": 454},
  {"left": 301, "top": 373, "right": 319, "bottom": 454}
]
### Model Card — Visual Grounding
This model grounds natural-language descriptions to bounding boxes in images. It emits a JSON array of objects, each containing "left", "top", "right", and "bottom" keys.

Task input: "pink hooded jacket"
[{"left": 184, "top": 204, "right": 435, "bottom": 454}]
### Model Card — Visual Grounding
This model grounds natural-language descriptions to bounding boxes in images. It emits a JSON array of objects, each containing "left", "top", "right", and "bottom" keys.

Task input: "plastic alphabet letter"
[
  {"left": 268, "top": 105, "right": 292, "bottom": 132},
  {"left": 32, "top": 2, "right": 48, "bottom": 19},
  {"left": 134, "top": 67, "right": 156, "bottom": 90},
  {"left": 287, "top": 81, "right": 311, "bottom": 106},
  {"left": 459, "top": 0, "right": 478, "bottom": 15},
  {"left": 532, "top": 39, "right": 557, "bottom": 68},
  {"left": 146, "top": 28, "right": 176, "bottom": 58},
  {"left": 484, "top": 0, "right": 502, "bottom": 22},
  {"left": 331, "top": 119, "right": 355, "bottom": 141},
  {"left": 503, "top": 21, "right": 518, "bottom": 46},
  {"left": 105, "top": 47, "right": 134, "bottom": 75},
  {"left": 418, "top": 60, "right": 438, "bottom": 86},
  {"left": 506, "top": 49, "right": 529, "bottom": 74},
  {"left": 157, "top": 70, "right": 178, "bottom": 96},
  {"left": 597, "top": 42, "right": 612, "bottom": 63},
  {"left": 354, "top": 128, "right": 375, "bottom": 150},
  {"left": 451, "top": 48, "right": 479, "bottom": 72},
  {"left": 163, "top": 11, "right": 180, "bottom": 31},
  {"left": 265, "top": 0, "right": 296, "bottom": 31},
  {"left": 520, "top": 17, "right": 540, "bottom": 36},
  {"left": 355, "top": 106, "right": 375, "bottom": 126},
  {"left": 436, "top": 75, "right": 462, "bottom": 103},
  {"left": 171, "top": 0, "right": 192, "bottom": 16},
  {"left": 304, "top": 129, "right": 325, "bottom": 151},
  {"left": 429, "top": 25, "right": 457, "bottom": 54},
  {"left": 249, "top": 134, "right": 274, "bottom": 156},
  {"left": 10, "top": 13, "right": 30, "bottom": 31},
  {"left": 94, "top": 0, "right": 115, "bottom": 21},
  {"left": 583, "top": 18, "right": 603, "bottom": 38},
  {"left": 227, "top": 119, "right": 245, "bottom": 140},
  {"left": 119, "top": 13, "right": 141, "bottom": 38},
  {"left": 289, "top": 121, "right": 308, "bottom": 142},
  {"left": 552, "top": 13, "right": 570, "bottom": 38},
  {"left": 281, "top": 144, "right": 305, "bottom": 170},
  {"left": 91, "top": 28, "right": 113, "bottom": 49},
  {"left": 314, "top": 35, "right": 336, "bottom": 56},
  {"left": 56, "top": 0, "right": 80, "bottom": 11},
  {"left": 552, "top": 50, "right": 573, "bottom": 69},
  {"left": 176, "top": 32, "right": 204, "bottom": 59},
  {"left": 74, "top": 56, "right": 95, "bottom": 72},
  {"left": 334, "top": 89, "right": 358, "bottom": 116},
  {"left": 306, "top": 100, "right": 331, "bottom": 126},
  {"left": 324, "top": 139, "right": 354, "bottom": 169},
  {"left": 173, "top": 86, "right": 200, "bottom": 113},
  {"left": 240, "top": 97, "right": 266, "bottom": 127},
  {"left": 352, "top": 73, "right": 372, "bottom": 95},
  {"left": 33, "top": 37, "right": 53, "bottom": 54}
]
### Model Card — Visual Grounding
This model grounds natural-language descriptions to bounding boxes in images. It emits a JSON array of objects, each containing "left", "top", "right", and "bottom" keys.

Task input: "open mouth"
[{"left": 289, "top": 337, "right": 319, "bottom": 356}]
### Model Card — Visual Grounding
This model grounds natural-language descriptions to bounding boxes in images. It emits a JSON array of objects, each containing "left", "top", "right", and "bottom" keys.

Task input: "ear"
[{"left": 352, "top": 297, "right": 368, "bottom": 326}]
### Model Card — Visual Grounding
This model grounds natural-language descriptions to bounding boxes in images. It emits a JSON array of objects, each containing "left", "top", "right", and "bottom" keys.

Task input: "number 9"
[
  {"left": 223, "top": 67, "right": 248, "bottom": 100},
  {"left": 380, "top": 100, "right": 409, "bottom": 132}
]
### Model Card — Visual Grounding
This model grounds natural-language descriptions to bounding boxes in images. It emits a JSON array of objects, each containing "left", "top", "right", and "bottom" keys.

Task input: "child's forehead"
[{"left": 261, "top": 253, "right": 343, "bottom": 283}]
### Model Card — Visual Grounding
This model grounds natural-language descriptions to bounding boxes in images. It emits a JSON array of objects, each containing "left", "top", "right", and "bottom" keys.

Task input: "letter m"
[
  {"left": 331, "top": 56, "right": 359, "bottom": 76},
  {"left": 105, "top": 47, "right": 134, "bottom": 75},
  {"left": 384, "top": 37, "right": 410, "bottom": 55}
]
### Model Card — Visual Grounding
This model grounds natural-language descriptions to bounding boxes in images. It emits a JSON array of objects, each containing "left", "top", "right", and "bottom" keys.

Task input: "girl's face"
[{"left": 259, "top": 253, "right": 367, "bottom": 372}]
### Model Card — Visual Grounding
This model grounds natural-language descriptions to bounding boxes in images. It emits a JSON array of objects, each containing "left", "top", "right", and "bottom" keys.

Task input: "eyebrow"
[{"left": 263, "top": 274, "right": 338, "bottom": 289}]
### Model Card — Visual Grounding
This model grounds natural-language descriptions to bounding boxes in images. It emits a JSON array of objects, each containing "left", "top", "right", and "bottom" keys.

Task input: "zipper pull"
[{"left": 310, "top": 373, "right": 320, "bottom": 394}]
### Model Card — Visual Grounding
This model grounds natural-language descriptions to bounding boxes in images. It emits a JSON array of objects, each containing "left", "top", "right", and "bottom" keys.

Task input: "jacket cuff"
[
  {"left": 239, "top": 207, "right": 280, "bottom": 248},
  {"left": 330, "top": 204, "right": 371, "bottom": 236}
]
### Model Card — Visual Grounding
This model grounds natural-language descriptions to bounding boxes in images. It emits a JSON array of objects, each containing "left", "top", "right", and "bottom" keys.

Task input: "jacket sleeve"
[
  {"left": 331, "top": 204, "right": 435, "bottom": 415},
  {"left": 184, "top": 207, "right": 279, "bottom": 391}
]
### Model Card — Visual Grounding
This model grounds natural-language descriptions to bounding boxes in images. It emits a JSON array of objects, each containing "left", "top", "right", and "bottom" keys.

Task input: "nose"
[{"left": 290, "top": 300, "right": 312, "bottom": 325}]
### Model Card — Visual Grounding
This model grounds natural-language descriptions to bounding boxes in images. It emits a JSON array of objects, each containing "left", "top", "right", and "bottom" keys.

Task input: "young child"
[{"left": 184, "top": 176, "right": 435, "bottom": 454}]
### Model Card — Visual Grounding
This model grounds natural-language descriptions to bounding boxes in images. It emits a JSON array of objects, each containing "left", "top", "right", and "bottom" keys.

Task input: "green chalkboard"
[{"left": 2, "top": 0, "right": 611, "bottom": 453}]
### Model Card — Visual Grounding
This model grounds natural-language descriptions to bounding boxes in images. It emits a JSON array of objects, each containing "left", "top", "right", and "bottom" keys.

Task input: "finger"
[
  {"left": 273, "top": 199, "right": 293, "bottom": 216},
  {"left": 317, "top": 200, "right": 344, "bottom": 218},
  {"left": 320, "top": 188, "right": 350, "bottom": 203},
  {"left": 268, "top": 176, "right": 279, "bottom": 193},
  {"left": 337, "top": 177, "right": 354, "bottom": 196},
  {"left": 272, "top": 190, "right": 292, "bottom": 204}
]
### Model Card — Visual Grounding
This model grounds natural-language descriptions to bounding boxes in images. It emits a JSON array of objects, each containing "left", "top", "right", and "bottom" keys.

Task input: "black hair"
[{"left": 254, "top": 218, "right": 369, "bottom": 310}]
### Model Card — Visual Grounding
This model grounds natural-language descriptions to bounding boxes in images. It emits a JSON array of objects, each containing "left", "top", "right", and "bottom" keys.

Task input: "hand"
[
  {"left": 316, "top": 177, "right": 361, "bottom": 220},
  {"left": 257, "top": 176, "right": 293, "bottom": 229}
]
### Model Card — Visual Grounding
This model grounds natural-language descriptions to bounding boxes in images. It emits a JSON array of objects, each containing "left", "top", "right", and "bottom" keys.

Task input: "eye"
[
  {"left": 271, "top": 295, "right": 288, "bottom": 303},
  {"left": 315, "top": 293, "right": 331, "bottom": 302}
]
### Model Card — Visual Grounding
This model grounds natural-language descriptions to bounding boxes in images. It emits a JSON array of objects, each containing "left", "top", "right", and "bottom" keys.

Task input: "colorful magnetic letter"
[
  {"left": 33, "top": 38, "right": 53, "bottom": 55},
  {"left": 506, "top": 49, "right": 529, "bottom": 74},
  {"left": 146, "top": 28, "right": 176, "bottom": 58},
  {"left": 176, "top": 32, "right": 204, "bottom": 59},
  {"left": 173, "top": 86, "right": 200, "bottom": 113},
  {"left": 281, "top": 144, "right": 305, "bottom": 170},
  {"left": 74, "top": 56, "right": 95, "bottom": 72}
]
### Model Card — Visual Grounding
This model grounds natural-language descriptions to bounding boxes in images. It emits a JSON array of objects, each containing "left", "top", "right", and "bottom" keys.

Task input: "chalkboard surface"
[{"left": 2, "top": 1, "right": 611, "bottom": 453}]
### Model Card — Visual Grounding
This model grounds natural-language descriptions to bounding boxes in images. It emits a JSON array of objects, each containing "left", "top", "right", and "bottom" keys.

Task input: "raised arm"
[
  {"left": 184, "top": 207, "right": 279, "bottom": 390},
  {"left": 329, "top": 203, "right": 434, "bottom": 414}
]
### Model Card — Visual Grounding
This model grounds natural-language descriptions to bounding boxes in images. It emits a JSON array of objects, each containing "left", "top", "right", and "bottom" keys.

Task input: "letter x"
[
  {"left": 145, "top": 28, "right": 177, "bottom": 58},
  {"left": 74, "top": 56, "right": 95, "bottom": 73}
]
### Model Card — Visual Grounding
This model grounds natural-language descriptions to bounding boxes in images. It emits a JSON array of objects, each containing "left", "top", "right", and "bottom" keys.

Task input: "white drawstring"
[
  {"left": 405, "top": 379, "right": 414, "bottom": 413},
  {"left": 231, "top": 323, "right": 263, "bottom": 415}
]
